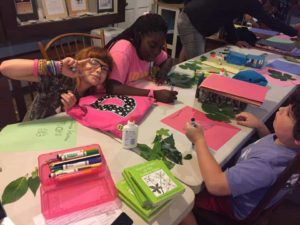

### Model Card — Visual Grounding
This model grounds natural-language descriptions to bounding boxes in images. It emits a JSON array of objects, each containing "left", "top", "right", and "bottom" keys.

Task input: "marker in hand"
[{"left": 191, "top": 118, "right": 196, "bottom": 149}]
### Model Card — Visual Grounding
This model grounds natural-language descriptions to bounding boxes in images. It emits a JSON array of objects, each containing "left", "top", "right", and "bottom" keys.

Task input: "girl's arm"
[
  {"left": 0, "top": 59, "right": 38, "bottom": 82},
  {"left": 106, "top": 79, "right": 178, "bottom": 103},
  {"left": 0, "top": 58, "right": 86, "bottom": 82}
]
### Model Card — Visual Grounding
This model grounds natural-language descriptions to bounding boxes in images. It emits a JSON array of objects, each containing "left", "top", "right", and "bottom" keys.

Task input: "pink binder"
[{"left": 38, "top": 144, "right": 117, "bottom": 219}]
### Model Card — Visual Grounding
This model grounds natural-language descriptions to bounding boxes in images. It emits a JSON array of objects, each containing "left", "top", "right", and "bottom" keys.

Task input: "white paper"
[
  {"left": 34, "top": 209, "right": 122, "bottom": 225},
  {"left": 33, "top": 199, "right": 122, "bottom": 225},
  {"left": 71, "top": 0, "right": 87, "bottom": 11},
  {"left": 44, "top": 0, "right": 65, "bottom": 15}
]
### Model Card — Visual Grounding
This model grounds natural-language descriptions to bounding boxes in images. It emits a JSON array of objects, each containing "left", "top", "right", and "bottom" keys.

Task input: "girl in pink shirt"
[{"left": 105, "top": 13, "right": 177, "bottom": 103}]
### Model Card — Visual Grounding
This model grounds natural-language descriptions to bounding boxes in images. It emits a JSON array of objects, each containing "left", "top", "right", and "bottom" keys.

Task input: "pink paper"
[
  {"left": 276, "top": 34, "right": 294, "bottom": 40},
  {"left": 257, "top": 67, "right": 300, "bottom": 87},
  {"left": 200, "top": 74, "right": 268, "bottom": 105},
  {"left": 161, "top": 106, "right": 240, "bottom": 151}
]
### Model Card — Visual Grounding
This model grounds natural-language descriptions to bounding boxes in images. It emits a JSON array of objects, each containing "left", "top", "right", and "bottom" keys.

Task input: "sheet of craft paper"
[
  {"left": 267, "top": 60, "right": 300, "bottom": 75},
  {"left": 0, "top": 117, "right": 77, "bottom": 152},
  {"left": 161, "top": 106, "right": 240, "bottom": 151},
  {"left": 257, "top": 39, "right": 296, "bottom": 51},
  {"left": 249, "top": 27, "right": 279, "bottom": 36},
  {"left": 267, "top": 34, "right": 295, "bottom": 44},
  {"left": 201, "top": 60, "right": 245, "bottom": 74},
  {"left": 257, "top": 67, "right": 300, "bottom": 87}
]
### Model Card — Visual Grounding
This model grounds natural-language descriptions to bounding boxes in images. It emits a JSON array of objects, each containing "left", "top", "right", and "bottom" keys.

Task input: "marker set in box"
[
  {"left": 47, "top": 147, "right": 102, "bottom": 180},
  {"left": 38, "top": 144, "right": 117, "bottom": 220}
]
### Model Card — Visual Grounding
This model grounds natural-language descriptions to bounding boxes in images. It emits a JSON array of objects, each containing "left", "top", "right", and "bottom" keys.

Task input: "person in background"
[
  {"left": 178, "top": 0, "right": 300, "bottom": 61},
  {"left": 180, "top": 87, "right": 300, "bottom": 224},
  {"left": 0, "top": 46, "right": 113, "bottom": 120},
  {"left": 105, "top": 13, "right": 178, "bottom": 104}
]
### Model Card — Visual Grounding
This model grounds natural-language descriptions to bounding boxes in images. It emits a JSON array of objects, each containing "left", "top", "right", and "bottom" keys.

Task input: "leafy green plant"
[
  {"left": 268, "top": 69, "right": 296, "bottom": 81},
  {"left": 178, "top": 61, "right": 202, "bottom": 71},
  {"left": 1, "top": 168, "right": 40, "bottom": 205},
  {"left": 283, "top": 56, "right": 300, "bottom": 64},
  {"left": 202, "top": 102, "right": 237, "bottom": 123},
  {"left": 137, "top": 128, "right": 192, "bottom": 169},
  {"left": 168, "top": 72, "right": 195, "bottom": 88}
]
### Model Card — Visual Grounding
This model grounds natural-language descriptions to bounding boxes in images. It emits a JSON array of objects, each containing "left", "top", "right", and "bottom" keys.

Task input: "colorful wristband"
[{"left": 32, "top": 59, "right": 39, "bottom": 77}]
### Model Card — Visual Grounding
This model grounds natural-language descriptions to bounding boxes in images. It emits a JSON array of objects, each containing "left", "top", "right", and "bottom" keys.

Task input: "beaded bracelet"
[{"left": 35, "top": 59, "right": 62, "bottom": 76}]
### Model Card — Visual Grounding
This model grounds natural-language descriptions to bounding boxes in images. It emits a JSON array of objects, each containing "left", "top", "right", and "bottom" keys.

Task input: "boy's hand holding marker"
[{"left": 184, "top": 118, "right": 205, "bottom": 147}]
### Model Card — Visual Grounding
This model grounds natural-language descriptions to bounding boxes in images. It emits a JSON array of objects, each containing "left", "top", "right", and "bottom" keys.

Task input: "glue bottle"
[{"left": 122, "top": 118, "right": 138, "bottom": 149}]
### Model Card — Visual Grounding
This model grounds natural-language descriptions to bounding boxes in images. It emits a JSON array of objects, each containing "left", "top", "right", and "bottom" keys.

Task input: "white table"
[
  {"left": 133, "top": 45, "right": 297, "bottom": 193},
  {"left": 0, "top": 45, "right": 297, "bottom": 224},
  {"left": 0, "top": 120, "right": 195, "bottom": 225}
]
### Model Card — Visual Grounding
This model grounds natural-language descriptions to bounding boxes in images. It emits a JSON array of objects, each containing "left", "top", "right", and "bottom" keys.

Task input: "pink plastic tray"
[{"left": 38, "top": 144, "right": 117, "bottom": 219}]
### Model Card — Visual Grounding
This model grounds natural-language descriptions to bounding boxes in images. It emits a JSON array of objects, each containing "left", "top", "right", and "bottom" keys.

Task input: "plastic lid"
[{"left": 128, "top": 117, "right": 135, "bottom": 124}]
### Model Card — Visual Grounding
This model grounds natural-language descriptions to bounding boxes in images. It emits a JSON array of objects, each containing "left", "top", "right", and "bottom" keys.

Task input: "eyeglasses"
[{"left": 89, "top": 58, "right": 110, "bottom": 72}]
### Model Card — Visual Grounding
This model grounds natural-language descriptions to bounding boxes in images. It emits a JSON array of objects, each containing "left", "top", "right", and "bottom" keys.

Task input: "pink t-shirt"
[{"left": 109, "top": 40, "right": 168, "bottom": 84}]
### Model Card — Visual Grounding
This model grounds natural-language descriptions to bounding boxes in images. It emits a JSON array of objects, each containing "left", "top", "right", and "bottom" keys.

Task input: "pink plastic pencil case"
[{"left": 38, "top": 144, "right": 117, "bottom": 219}]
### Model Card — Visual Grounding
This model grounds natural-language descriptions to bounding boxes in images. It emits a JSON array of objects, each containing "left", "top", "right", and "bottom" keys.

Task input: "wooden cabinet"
[{"left": 0, "top": 0, "right": 126, "bottom": 43}]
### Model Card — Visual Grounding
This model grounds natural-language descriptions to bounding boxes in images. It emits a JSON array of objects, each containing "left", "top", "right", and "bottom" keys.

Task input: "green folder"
[
  {"left": 116, "top": 179, "right": 171, "bottom": 222},
  {"left": 123, "top": 160, "right": 185, "bottom": 208}
]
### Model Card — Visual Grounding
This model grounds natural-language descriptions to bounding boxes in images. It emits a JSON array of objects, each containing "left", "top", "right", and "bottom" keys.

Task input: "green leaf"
[
  {"left": 156, "top": 128, "right": 169, "bottom": 137},
  {"left": 184, "top": 154, "right": 193, "bottom": 160},
  {"left": 153, "top": 134, "right": 162, "bottom": 144},
  {"left": 202, "top": 102, "right": 220, "bottom": 114},
  {"left": 161, "top": 146, "right": 183, "bottom": 165},
  {"left": 162, "top": 134, "right": 175, "bottom": 148},
  {"left": 137, "top": 143, "right": 152, "bottom": 152},
  {"left": 162, "top": 158, "right": 175, "bottom": 169},
  {"left": 200, "top": 56, "right": 207, "bottom": 61},
  {"left": 202, "top": 102, "right": 236, "bottom": 119},
  {"left": 2, "top": 177, "right": 28, "bottom": 205},
  {"left": 219, "top": 105, "right": 235, "bottom": 119},
  {"left": 140, "top": 150, "right": 157, "bottom": 161},
  {"left": 179, "top": 65, "right": 188, "bottom": 69},
  {"left": 152, "top": 142, "right": 164, "bottom": 158},
  {"left": 31, "top": 167, "right": 38, "bottom": 179},
  {"left": 206, "top": 113, "right": 231, "bottom": 123},
  {"left": 28, "top": 176, "right": 40, "bottom": 196}
]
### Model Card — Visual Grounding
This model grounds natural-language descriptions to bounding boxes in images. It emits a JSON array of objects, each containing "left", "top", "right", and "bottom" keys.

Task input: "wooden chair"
[
  {"left": 38, "top": 32, "right": 105, "bottom": 60},
  {"left": 193, "top": 153, "right": 300, "bottom": 225}
]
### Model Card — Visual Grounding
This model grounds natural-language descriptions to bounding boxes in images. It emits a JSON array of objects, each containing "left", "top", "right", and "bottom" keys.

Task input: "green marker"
[{"left": 58, "top": 149, "right": 99, "bottom": 160}]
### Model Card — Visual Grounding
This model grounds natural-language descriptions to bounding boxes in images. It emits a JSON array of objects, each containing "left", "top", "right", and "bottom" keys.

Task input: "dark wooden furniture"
[
  {"left": 0, "top": 0, "right": 126, "bottom": 43},
  {"left": 38, "top": 32, "right": 105, "bottom": 60},
  {"left": 193, "top": 153, "right": 300, "bottom": 225}
]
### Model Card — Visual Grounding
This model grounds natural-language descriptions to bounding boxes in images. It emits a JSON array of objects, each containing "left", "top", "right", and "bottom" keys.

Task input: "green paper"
[
  {"left": 267, "top": 36, "right": 294, "bottom": 44},
  {"left": 0, "top": 117, "right": 77, "bottom": 152}
]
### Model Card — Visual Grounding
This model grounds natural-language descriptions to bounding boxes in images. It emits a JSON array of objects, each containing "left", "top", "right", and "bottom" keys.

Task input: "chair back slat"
[{"left": 38, "top": 32, "right": 105, "bottom": 60}]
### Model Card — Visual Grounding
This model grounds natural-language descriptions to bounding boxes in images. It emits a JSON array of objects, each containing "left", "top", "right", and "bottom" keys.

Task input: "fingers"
[{"left": 60, "top": 91, "right": 77, "bottom": 110}]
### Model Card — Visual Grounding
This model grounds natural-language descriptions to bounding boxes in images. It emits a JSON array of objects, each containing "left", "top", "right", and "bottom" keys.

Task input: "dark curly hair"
[{"left": 105, "top": 13, "right": 168, "bottom": 50}]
